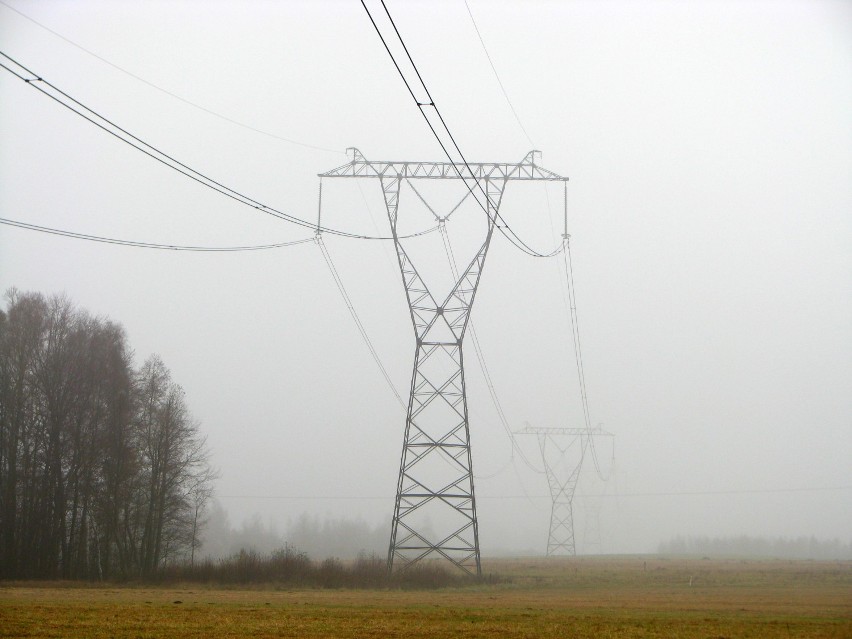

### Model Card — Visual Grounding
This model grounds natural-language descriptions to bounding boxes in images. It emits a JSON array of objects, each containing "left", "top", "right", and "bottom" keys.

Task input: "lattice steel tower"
[
  {"left": 516, "top": 425, "right": 614, "bottom": 556},
  {"left": 320, "top": 149, "right": 567, "bottom": 575}
]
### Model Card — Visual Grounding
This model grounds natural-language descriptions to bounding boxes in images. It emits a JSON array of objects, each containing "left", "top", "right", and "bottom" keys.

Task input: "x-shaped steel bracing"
[{"left": 382, "top": 173, "right": 501, "bottom": 576}]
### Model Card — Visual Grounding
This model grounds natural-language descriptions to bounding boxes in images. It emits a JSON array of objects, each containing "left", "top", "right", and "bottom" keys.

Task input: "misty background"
[{"left": 1, "top": 0, "right": 850, "bottom": 558}]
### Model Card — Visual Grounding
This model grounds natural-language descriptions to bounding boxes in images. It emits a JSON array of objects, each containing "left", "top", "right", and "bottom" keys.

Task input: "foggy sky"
[{"left": 1, "top": 0, "right": 850, "bottom": 555}]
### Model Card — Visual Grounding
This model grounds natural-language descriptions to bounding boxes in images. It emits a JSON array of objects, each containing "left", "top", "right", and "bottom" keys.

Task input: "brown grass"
[{"left": 1, "top": 557, "right": 849, "bottom": 638}]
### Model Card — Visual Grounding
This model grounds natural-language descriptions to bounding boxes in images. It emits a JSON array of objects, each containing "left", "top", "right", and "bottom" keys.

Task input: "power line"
[
  {"left": 542, "top": 182, "right": 608, "bottom": 482},
  {"left": 561, "top": 235, "right": 612, "bottom": 482},
  {"left": 377, "top": 0, "right": 554, "bottom": 258},
  {"left": 0, "top": 216, "right": 314, "bottom": 252},
  {"left": 379, "top": 0, "right": 562, "bottom": 259},
  {"left": 360, "top": 0, "right": 564, "bottom": 259},
  {"left": 0, "top": 0, "right": 342, "bottom": 154},
  {"left": 316, "top": 234, "right": 407, "bottom": 410},
  {"left": 564, "top": 239, "right": 592, "bottom": 432},
  {"left": 216, "top": 485, "right": 852, "bottom": 500},
  {"left": 0, "top": 51, "right": 438, "bottom": 242},
  {"left": 463, "top": 0, "right": 535, "bottom": 148}
]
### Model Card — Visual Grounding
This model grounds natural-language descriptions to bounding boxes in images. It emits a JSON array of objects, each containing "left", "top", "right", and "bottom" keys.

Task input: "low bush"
[{"left": 155, "top": 547, "right": 479, "bottom": 589}]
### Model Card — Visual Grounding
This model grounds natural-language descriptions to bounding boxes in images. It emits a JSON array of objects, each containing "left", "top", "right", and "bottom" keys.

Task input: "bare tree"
[
  {"left": 0, "top": 289, "right": 48, "bottom": 577},
  {"left": 135, "top": 355, "right": 216, "bottom": 576},
  {"left": 0, "top": 290, "right": 216, "bottom": 579}
]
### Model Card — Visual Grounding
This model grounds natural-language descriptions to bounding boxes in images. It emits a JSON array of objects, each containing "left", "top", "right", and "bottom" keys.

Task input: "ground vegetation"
[{"left": 0, "top": 557, "right": 848, "bottom": 638}]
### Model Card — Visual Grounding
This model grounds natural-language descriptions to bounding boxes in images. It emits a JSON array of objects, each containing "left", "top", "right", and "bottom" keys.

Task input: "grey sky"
[{"left": 1, "top": 0, "right": 850, "bottom": 554}]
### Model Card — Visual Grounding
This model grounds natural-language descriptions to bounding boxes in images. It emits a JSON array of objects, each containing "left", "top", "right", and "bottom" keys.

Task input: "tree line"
[{"left": 0, "top": 289, "right": 215, "bottom": 579}]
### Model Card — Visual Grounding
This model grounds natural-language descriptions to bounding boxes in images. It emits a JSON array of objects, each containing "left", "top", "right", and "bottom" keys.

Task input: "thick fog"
[{"left": 1, "top": 0, "right": 850, "bottom": 557}]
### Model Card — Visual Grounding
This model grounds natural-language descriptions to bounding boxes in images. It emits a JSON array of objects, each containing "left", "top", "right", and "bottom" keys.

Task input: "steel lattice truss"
[
  {"left": 320, "top": 149, "right": 567, "bottom": 576},
  {"left": 322, "top": 148, "right": 564, "bottom": 182},
  {"left": 516, "top": 426, "right": 614, "bottom": 556}
]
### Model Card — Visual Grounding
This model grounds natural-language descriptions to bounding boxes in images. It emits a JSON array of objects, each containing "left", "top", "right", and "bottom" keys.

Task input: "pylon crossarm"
[{"left": 319, "top": 148, "right": 567, "bottom": 182}]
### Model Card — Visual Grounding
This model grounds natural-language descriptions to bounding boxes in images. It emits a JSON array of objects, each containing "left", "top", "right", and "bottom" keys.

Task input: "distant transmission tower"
[
  {"left": 516, "top": 425, "right": 614, "bottom": 556},
  {"left": 320, "top": 149, "right": 567, "bottom": 575}
]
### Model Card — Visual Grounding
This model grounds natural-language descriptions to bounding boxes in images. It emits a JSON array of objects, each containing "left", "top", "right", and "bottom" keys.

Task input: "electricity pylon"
[
  {"left": 320, "top": 149, "right": 567, "bottom": 575},
  {"left": 516, "top": 425, "right": 613, "bottom": 556}
]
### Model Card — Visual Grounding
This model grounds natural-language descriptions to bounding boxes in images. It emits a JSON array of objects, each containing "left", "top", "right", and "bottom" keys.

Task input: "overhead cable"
[
  {"left": 0, "top": 0, "right": 341, "bottom": 153},
  {"left": 0, "top": 51, "right": 438, "bottom": 242},
  {"left": 316, "top": 235, "right": 407, "bottom": 410},
  {"left": 373, "top": 0, "right": 556, "bottom": 257},
  {"left": 360, "top": 0, "right": 564, "bottom": 258},
  {"left": 216, "top": 485, "right": 852, "bottom": 500},
  {"left": 0, "top": 216, "right": 314, "bottom": 251},
  {"left": 463, "top": 0, "right": 535, "bottom": 148},
  {"left": 564, "top": 240, "right": 592, "bottom": 432},
  {"left": 562, "top": 236, "right": 612, "bottom": 482}
]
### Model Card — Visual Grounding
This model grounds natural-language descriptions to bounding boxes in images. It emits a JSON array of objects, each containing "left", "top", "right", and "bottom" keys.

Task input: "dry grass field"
[{"left": 1, "top": 557, "right": 850, "bottom": 638}]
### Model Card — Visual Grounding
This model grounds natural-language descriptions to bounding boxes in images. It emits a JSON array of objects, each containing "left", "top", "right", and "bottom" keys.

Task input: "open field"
[{"left": 1, "top": 557, "right": 850, "bottom": 638}]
